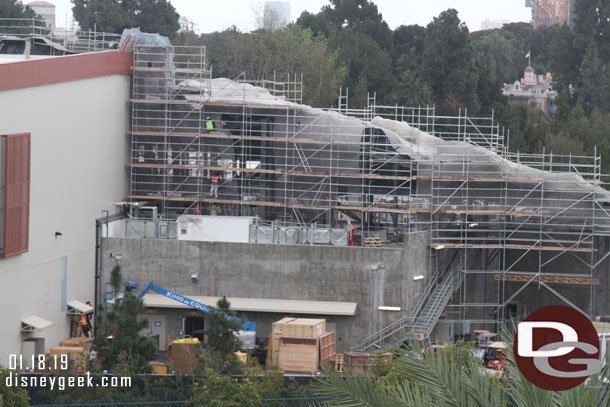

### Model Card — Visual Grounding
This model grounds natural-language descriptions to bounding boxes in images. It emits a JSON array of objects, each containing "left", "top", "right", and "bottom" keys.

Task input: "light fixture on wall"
[
  {"left": 378, "top": 306, "right": 401, "bottom": 311},
  {"left": 55, "top": 231, "right": 63, "bottom": 237},
  {"left": 413, "top": 275, "right": 425, "bottom": 281},
  {"left": 191, "top": 273, "right": 199, "bottom": 282}
]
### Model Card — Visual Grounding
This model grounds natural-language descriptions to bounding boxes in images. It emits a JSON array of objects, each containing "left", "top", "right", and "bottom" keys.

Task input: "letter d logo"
[
  {"left": 517, "top": 321, "right": 577, "bottom": 357},
  {"left": 513, "top": 305, "right": 600, "bottom": 391}
]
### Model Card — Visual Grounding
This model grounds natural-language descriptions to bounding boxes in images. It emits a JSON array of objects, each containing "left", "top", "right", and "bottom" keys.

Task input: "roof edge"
[{"left": 0, "top": 51, "right": 132, "bottom": 92}]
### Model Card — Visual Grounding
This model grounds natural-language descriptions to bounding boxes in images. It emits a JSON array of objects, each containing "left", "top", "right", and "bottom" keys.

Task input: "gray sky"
[{"left": 51, "top": 1, "right": 531, "bottom": 33}]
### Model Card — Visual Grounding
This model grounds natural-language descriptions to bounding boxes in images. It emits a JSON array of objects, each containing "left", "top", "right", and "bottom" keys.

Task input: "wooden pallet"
[
  {"left": 335, "top": 354, "right": 344, "bottom": 373},
  {"left": 495, "top": 273, "right": 599, "bottom": 286},
  {"left": 320, "top": 332, "right": 337, "bottom": 367}
]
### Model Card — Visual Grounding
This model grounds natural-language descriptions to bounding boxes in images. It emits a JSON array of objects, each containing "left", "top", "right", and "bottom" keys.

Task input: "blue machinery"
[{"left": 136, "top": 282, "right": 256, "bottom": 332}]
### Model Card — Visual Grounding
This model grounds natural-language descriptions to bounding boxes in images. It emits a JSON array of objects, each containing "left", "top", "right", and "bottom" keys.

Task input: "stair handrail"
[{"left": 352, "top": 252, "right": 463, "bottom": 352}]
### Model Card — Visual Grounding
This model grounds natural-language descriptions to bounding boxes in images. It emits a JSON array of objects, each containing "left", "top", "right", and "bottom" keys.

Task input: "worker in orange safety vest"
[
  {"left": 79, "top": 314, "right": 91, "bottom": 337},
  {"left": 210, "top": 173, "right": 220, "bottom": 198}
]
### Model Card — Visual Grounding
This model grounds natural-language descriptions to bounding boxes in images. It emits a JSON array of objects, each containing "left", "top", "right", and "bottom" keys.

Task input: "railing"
[
  {"left": 352, "top": 246, "right": 467, "bottom": 353},
  {"left": 32, "top": 399, "right": 188, "bottom": 407},
  {"left": 350, "top": 265, "right": 455, "bottom": 353},
  {"left": 0, "top": 18, "right": 122, "bottom": 53},
  {"left": 412, "top": 268, "right": 464, "bottom": 337},
  {"left": 329, "top": 101, "right": 505, "bottom": 153},
  {"left": 32, "top": 394, "right": 335, "bottom": 407},
  {"left": 262, "top": 392, "right": 336, "bottom": 407}
]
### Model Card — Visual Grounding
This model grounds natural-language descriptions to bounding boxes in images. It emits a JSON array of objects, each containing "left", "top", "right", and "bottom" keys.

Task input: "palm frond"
[
  {"left": 460, "top": 360, "right": 505, "bottom": 407},
  {"left": 315, "top": 368, "right": 409, "bottom": 407},
  {"left": 500, "top": 328, "right": 557, "bottom": 407},
  {"left": 559, "top": 361, "right": 610, "bottom": 407},
  {"left": 392, "top": 337, "right": 508, "bottom": 407}
]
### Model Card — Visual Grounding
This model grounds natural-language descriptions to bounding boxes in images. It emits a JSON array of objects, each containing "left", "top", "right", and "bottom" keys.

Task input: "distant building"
[
  {"left": 503, "top": 64, "right": 558, "bottom": 119},
  {"left": 27, "top": 1, "right": 55, "bottom": 28},
  {"left": 264, "top": 1, "right": 291, "bottom": 29},
  {"left": 481, "top": 18, "right": 511, "bottom": 30},
  {"left": 525, "top": 0, "right": 571, "bottom": 28}
]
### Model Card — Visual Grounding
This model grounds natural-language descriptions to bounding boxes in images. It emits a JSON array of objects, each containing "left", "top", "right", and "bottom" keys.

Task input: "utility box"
[
  {"left": 177, "top": 215, "right": 256, "bottom": 243},
  {"left": 234, "top": 330, "right": 256, "bottom": 350}
]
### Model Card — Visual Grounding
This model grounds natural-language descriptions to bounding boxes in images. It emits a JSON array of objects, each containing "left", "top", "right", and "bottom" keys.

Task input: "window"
[{"left": 1, "top": 133, "right": 30, "bottom": 258}]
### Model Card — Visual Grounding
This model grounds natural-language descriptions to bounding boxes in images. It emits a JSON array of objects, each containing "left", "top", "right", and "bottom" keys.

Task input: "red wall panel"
[
  {"left": 0, "top": 51, "right": 132, "bottom": 92},
  {"left": 2, "top": 133, "right": 30, "bottom": 258}
]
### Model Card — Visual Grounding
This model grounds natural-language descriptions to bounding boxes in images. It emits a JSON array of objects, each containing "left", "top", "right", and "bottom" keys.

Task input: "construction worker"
[
  {"left": 205, "top": 116, "right": 214, "bottom": 131},
  {"left": 210, "top": 172, "right": 220, "bottom": 198},
  {"left": 79, "top": 313, "right": 91, "bottom": 337}
]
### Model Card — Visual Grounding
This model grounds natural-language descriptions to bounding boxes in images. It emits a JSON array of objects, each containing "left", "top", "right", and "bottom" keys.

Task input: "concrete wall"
[
  {"left": 0, "top": 75, "right": 130, "bottom": 366},
  {"left": 100, "top": 230, "right": 431, "bottom": 352}
]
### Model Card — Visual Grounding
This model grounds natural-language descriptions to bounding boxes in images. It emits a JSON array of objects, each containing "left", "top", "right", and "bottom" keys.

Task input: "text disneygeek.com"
[{"left": 5, "top": 372, "right": 132, "bottom": 391}]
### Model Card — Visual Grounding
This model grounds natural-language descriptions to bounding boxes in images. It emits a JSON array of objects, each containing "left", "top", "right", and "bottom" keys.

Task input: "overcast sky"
[{"left": 50, "top": 0, "right": 531, "bottom": 33}]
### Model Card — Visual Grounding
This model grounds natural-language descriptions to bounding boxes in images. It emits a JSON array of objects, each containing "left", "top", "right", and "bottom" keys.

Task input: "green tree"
[
  {"left": 387, "top": 70, "right": 431, "bottom": 107},
  {"left": 94, "top": 294, "right": 156, "bottom": 373},
  {"left": 297, "top": 0, "right": 393, "bottom": 50},
  {"left": 574, "top": 0, "right": 610, "bottom": 64},
  {"left": 206, "top": 296, "right": 243, "bottom": 357},
  {"left": 328, "top": 28, "right": 393, "bottom": 107},
  {"left": 495, "top": 102, "right": 548, "bottom": 154},
  {"left": 547, "top": 24, "right": 580, "bottom": 92},
  {"left": 71, "top": 0, "right": 180, "bottom": 37},
  {"left": 422, "top": 9, "right": 479, "bottom": 113},
  {"left": 391, "top": 24, "right": 425, "bottom": 74},
  {"left": 191, "top": 368, "right": 259, "bottom": 407},
  {"left": 577, "top": 41, "right": 609, "bottom": 115},
  {"left": 0, "top": 0, "right": 45, "bottom": 34},
  {"left": 202, "top": 26, "right": 346, "bottom": 107},
  {"left": 471, "top": 31, "right": 516, "bottom": 114},
  {"left": 0, "top": 368, "right": 30, "bottom": 407},
  {"left": 0, "top": 0, "right": 38, "bottom": 20}
]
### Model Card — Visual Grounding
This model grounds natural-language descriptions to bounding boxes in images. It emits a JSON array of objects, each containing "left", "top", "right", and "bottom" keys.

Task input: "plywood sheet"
[{"left": 278, "top": 337, "right": 319, "bottom": 372}]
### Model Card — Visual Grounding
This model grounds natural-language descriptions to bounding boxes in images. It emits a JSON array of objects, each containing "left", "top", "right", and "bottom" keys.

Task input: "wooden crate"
[
  {"left": 61, "top": 337, "right": 94, "bottom": 348},
  {"left": 336, "top": 354, "right": 344, "bottom": 372},
  {"left": 170, "top": 342, "right": 199, "bottom": 374},
  {"left": 272, "top": 318, "right": 325, "bottom": 339},
  {"left": 278, "top": 337, "right": 319, "bottom": 373},
  {"left": 269, "top": 333, "right": 282, "bottom": 365},
  {"left": 270, "top": 318, "right": 326, "bottom": 364},
  {"left": 319, "top": 332, "right": 336, "bottom": 367},
  {"left": 343, "top": 352, "right": 393, "bottom": 376}
]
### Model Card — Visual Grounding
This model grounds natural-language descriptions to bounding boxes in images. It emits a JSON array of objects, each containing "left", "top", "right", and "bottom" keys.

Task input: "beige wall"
[{"left": 0, "top": 74, "right": 130, "bottom": 365}]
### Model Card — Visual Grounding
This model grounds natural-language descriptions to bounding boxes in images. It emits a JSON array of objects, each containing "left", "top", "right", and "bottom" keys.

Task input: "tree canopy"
[
  {"left": 94, "top": 294, "right": 157, "bottom": 373},
  {"left": 201, "top": 25, "right": 346, "bottom": 107},
  {"left": 0, "top": 0, "right": 37, "bottom": 19},
  {"left": 71, "top": 0, "right": 180, "bottom": 37}
]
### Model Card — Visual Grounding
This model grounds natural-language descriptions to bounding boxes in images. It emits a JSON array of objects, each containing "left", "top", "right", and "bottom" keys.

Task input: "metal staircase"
[
  {"left": 351, "top": 265, "right": 464, "bottom": 353},
  {"left": 411, "top": 268, "right": 463, "bottom": 337}
]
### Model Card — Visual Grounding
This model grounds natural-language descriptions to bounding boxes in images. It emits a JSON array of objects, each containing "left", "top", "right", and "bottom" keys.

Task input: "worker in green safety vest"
[{"left": 205, "top": 116, "right": 214, "bottom": 131}]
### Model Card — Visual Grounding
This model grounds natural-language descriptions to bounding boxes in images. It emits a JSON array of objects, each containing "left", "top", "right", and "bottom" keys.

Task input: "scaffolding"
[
  {"left": 128, "top": 45, "right": 610, "bottom": 345},
  {"left": 0, "top": 18, "right": 122, "bottom": 54}
]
